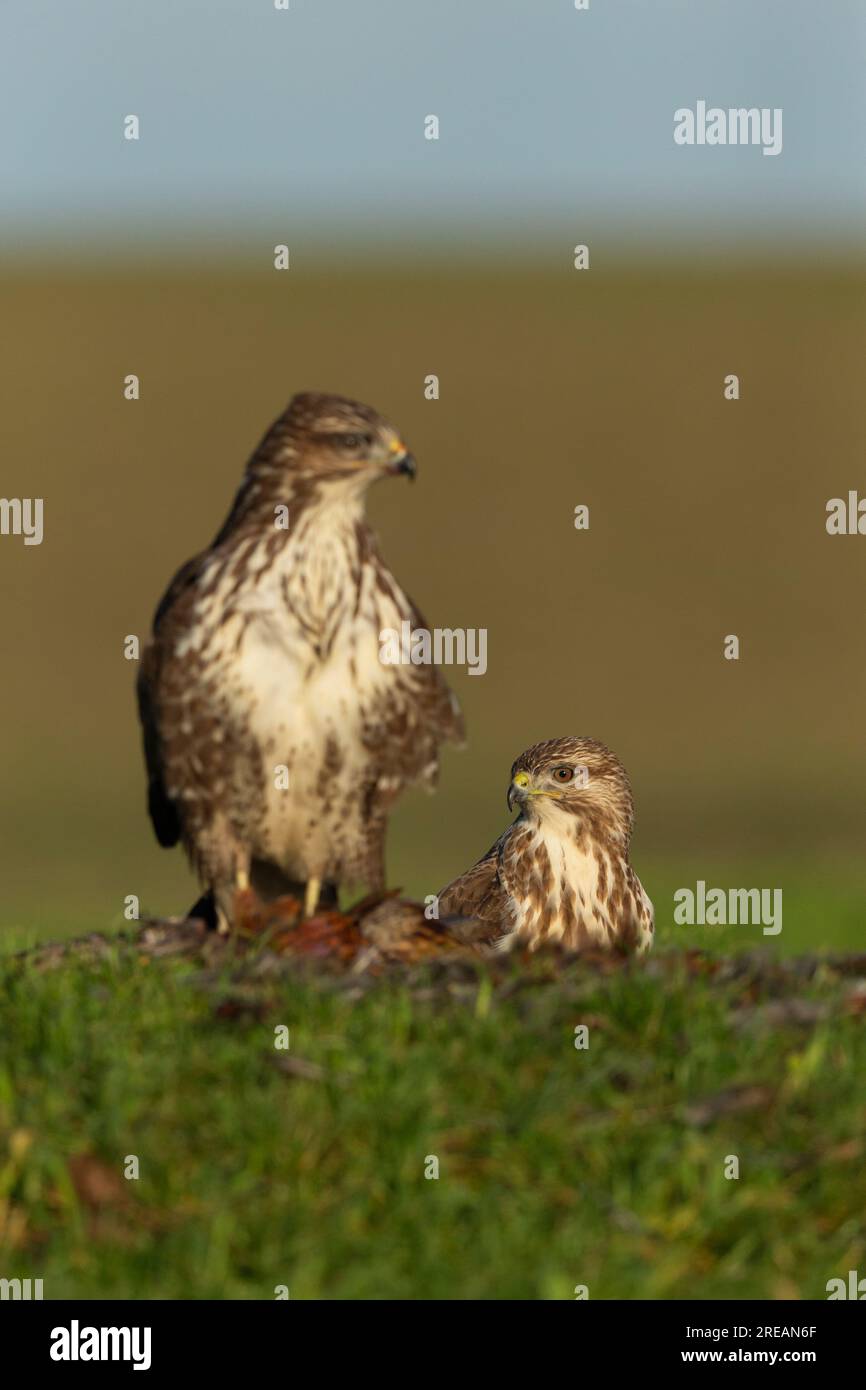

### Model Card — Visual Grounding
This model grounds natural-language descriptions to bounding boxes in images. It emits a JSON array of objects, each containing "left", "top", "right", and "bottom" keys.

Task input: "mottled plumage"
[
  {"left": 137, "top": 392, "right": 464, "bottom": 928},
  {"left": 438, "top": 737, "right": 653, "bottom": 953}
]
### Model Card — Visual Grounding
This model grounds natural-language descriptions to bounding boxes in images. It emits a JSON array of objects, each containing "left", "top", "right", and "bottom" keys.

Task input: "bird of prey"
[
  {"left": 137, "top": 391, "right": 464, "bottom": 930},
  {"left": 437, "top": 737, "right": 653, "bottom": 953}
]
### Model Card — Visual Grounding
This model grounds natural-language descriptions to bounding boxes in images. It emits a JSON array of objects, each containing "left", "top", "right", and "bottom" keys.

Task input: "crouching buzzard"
[
  {"left": 437, "top": 737, "right": 653, "bottom": 953},
  {"left": 137, "top": 392, "right": 464, "bottom": 929}
]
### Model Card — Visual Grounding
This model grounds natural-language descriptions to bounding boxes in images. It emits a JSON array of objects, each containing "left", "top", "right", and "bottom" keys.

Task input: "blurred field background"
[{"left": 0, "top": 258, "right": 864, "bottom": 951}]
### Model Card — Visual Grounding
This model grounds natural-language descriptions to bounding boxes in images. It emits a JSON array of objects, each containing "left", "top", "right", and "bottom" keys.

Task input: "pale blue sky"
[{"left": 1, "top": 0, "right": 863, "bottom": 253}]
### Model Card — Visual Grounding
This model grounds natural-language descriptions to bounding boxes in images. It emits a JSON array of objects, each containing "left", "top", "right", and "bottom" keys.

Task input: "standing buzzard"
[
  {"left": 137, "top": 392, "right": 464, "bottom": 929},
  {"left": 437, "top": 737, "right": 653, "bottom": 953}
]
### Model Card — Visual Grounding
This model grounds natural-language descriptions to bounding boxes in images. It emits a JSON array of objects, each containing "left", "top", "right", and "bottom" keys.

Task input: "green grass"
[{"left": 1, "top": 931, "right": 864, "bottom": 1300}]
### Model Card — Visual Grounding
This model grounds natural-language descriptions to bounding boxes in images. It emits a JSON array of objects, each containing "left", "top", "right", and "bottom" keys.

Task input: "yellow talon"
[{"left": 304, "top": 877, "right": 321, "bottom": 918}]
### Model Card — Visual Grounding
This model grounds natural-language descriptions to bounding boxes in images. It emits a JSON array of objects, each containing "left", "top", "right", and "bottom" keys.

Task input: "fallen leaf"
[
  {"left": 67, "top": 1154, "right": 128, "bottom": 1210},
  {"left": 685, "top": 1084, "right": 776, "bottom": 1127},
  {"left": 271, "top": 1055, "right": 327, "bottom": 1082}
]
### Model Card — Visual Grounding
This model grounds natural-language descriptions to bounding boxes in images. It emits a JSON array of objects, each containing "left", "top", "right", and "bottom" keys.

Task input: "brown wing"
[
  {"left": 373, "top": 618, "right": 464, "bottom": 778},
  {"left": 437, "top": 832, "right": 514, "bottom": 933},
  {"left": 136, "top": 643, "right": 180, "bottom": 848},
  {"left": 136, "top": 550, "right": 207, "bottom": 849},
  {"left": 364, "top": 541, "right": 465, "bottom": 805}
]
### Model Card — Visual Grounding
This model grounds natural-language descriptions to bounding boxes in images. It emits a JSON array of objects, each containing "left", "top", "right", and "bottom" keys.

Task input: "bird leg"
[
  {"left": 214, "top": 864, "right": 251, "bottom": 935},
  {"left": 304, "top": 876, "right": 322, "bottom": 918},
  {"left": 212, "top": 880, "right": 238, "bottom": 936}
]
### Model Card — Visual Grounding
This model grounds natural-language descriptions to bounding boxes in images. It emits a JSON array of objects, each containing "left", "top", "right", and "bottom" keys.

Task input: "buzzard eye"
[
  {"left": 334, "top": 432, "right": 370, "bottom": 451},
  {"left": 553, "top": 767, "right": 573, "bottom": 783}
]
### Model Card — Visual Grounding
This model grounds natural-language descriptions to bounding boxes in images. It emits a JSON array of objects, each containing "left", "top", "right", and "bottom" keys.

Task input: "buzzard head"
[
  {"left": 506, "top": 736, "right": 635, "bottom": 842},
  {"left": 267, "top": 392, "right": 416, "bottom": 492}
]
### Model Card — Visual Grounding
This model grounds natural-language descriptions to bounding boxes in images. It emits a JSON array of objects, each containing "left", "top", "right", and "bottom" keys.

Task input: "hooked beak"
[
  {"left": 507, "top": 770, "right": 531, "bottom": 812},
  {"left": 387, "top": 442, "right": 417, "bottom": 480}
]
